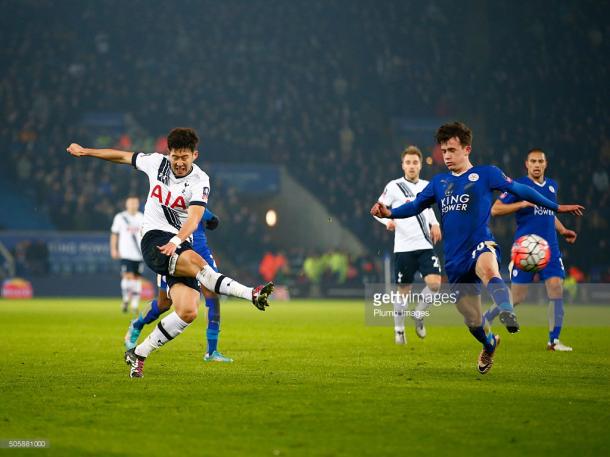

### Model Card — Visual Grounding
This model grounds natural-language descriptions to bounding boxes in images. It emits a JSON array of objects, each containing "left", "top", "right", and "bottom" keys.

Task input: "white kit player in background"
[
  {"left": 374, "top": 146, "right": 442, "bottom": 345},
  {"left": 110, "top": 196, "right": 144, "bottom": 314}
]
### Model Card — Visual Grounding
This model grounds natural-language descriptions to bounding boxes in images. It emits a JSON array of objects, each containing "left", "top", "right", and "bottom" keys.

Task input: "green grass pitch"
[{"left": 1, "top": 298, "right": 609, "bottom": 456}]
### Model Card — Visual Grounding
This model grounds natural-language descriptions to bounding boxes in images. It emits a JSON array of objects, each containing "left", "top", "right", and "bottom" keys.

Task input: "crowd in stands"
[{"left": 1, "top": 0, "right": 608, "bottom": 281}]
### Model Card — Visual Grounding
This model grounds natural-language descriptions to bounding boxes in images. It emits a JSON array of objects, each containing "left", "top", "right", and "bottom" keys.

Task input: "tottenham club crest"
[{"left": 468, "top": 173, "right": 479, "bottom": 182}]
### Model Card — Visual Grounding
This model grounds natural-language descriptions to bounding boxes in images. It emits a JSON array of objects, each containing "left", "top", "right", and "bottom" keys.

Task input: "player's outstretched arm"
[
  {"left": 371, "top": 182, "right": 435, "bottom": 220},
  {"left": 66, "top": 143, "right": 133, "bottom": 165},
  {"left": 506, "top": 181, "right": 584, "bottom": 216},
  {"left": 370, "top": 198, "right": 428, "bottom": 219},
  {"left": 556, "top": 204, "right": 585, "bottom": 216},
  {"left": 555, "top": 217, "right": 577, "bottom": 243},
  {"left": 491, "top": 199, "right": 533, "bottom": 217},
  {"left": 157, "top": 205, "right": 206, "bottom": 256}
]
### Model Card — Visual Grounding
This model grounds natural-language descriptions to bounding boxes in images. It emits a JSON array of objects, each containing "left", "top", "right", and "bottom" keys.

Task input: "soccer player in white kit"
[
  {"left": 374, "top": 146, "right": 442, "bottom": 344},
  {"left": 67, "top": 127, "right": 274, "bottom": 378},
  {"left": 110, "top": 196, "right": 144, "bottom": 314}
]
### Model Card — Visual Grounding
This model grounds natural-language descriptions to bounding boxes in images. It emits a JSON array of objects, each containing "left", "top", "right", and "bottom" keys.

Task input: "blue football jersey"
[
  {"left": 192, "top": 208, "right": 215, "bottom": 255},
  {"left": 499, "top": 176, "right": 559, "bottom": 251},
  {"left": 412, "top": 165, "right": 514, "bottom": 273}
]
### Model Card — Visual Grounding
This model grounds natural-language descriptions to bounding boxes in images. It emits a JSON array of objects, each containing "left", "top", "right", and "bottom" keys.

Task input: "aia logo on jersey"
[{"left": 150, "top": 184, "right": 186, "bottom": 210}]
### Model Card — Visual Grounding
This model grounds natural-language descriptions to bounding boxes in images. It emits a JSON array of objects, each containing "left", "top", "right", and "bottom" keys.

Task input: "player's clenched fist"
[
  {"left": 370, "top": 202, "right": 391, "bottom": 218},
  {"left": 66, "top": 143, "right": 87, "bottom": 157}
]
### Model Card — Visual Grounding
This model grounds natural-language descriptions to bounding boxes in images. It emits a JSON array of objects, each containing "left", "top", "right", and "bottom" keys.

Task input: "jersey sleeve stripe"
[
  {"left": 131, "top": 152, "right": 141, "bottom": 169},
  {"left": 189, "top": 201, "right": 207, "bottom": 207}
]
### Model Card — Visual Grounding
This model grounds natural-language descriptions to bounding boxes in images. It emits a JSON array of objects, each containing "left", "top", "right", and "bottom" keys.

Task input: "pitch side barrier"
[{"left": 0, "top": 231, "right": 156, "bottom": 297}]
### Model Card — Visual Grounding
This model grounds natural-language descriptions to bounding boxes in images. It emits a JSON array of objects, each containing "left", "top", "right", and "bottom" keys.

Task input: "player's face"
[
  {"left": 440, "top": 137, "right": 471, "bottom": 172},
  {"left": 401, "top": 154, "right": 422, "bottom": 180},
  {"left": 169, "top": 148, "right": 199, "bottom": 177},
  {"left": 125, "top": 197, "right": 139, "bottom": 214},
  {"left": 525, "top": 152, "right": 547, "bottom": 181}
]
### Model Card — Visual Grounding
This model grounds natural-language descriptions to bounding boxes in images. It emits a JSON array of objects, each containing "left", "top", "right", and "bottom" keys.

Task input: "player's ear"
[
  {"left": 465, "top": 145, "right": 472, "bottom": 155},
  {"left": 193, "top": 150, "right": 199, "bottom": 160}
]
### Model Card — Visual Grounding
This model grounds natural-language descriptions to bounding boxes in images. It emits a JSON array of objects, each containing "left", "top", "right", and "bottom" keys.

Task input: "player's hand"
[
  {"left": 66, "top": 143, "right": 87, "bottom": 157},
  {"left": 370, "top": 202, "right": 391, "bottom": 218},
  {"left": 386, "top": 220, "right": 396, "bottom": 231},
  {"left": 557, "top": 204, "right": 584, "bottom": 216},
  {"left": 157, "top": 242, "right": 177, "bottom": 256},
  {"left": 111, "top": 249, "right": 120, "bottom": 260},
  {"left": 561, "top": 229, "right": 578, "bottom": 244},
  {"left": 205, "top": 215, "right": 219, "bottom": 231},
  {"left": 430, "top": 224, "right": 442, "bottom": 244},
  {"left": 521, "top": 201, "right": 535, "bottom": 209}
]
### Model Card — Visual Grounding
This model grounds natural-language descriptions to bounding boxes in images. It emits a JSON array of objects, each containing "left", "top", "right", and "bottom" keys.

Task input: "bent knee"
[{"left": 177, "top": 307, "right": 198, "bottom": 323}]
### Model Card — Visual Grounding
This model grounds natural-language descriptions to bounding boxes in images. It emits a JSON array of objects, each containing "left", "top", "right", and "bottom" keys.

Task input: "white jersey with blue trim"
[
  {"left": 376, "top": 177, "right": 439, "bottom": 252},
  {"left": 111, "top": 210, "right": 144, "bottom": 261},
  {"left": 132, "top": 152, "right": 210, "bottom": 237}
]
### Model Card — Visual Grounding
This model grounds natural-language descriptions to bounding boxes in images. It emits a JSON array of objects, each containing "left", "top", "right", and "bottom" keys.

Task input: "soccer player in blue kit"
[
  {"left": 124, "top": 206, "right": 233, "bottom": 361},
  {"left": 486, "top": 149, "right": 577, "bottom": 351},
  {"left": 371, "top": 122, "right": 584, "bottom": 374}
]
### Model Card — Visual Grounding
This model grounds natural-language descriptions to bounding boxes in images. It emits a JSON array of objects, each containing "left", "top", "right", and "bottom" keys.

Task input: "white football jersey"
[
  {"left": 376, "top": 177, "right": 439, "bottom": 253},
  {"left": 111, "top": 211, "right": 144, "bottom": 261},
  {"left": 133, "top": 152, "right": 210, "bottom": 237}
]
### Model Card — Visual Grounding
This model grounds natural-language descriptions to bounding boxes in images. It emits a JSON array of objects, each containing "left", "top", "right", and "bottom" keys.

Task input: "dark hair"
[
  {"left": 526, "top": 148, "right": 545, "bottom": 158},
  {"left": 435, "top": 121, "right": 473, "bottom": 146},
  {"left": 401, "top": 145, "right": 423, "bottom": 162},
  {"left": 167, "top": 127, "right": 199, "bottom": 151}
]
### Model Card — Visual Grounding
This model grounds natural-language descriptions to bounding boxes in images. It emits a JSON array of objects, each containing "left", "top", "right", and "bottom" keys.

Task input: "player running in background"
[
  {"left": 125, "top": 206, "right": 233, "bottom": 362},
  {"left": 373, "top": 145, "right": 442, "bottom": 344},
  {"left": 486, "top": 149, "right": 577, "bottom": 351},
  {"left": 110, "top": 196, "right": 144, "bottom": 314},
  {"left": 371, "top": 122, "right": 584, "bottom": 374},
  {"left": 67, "top": 127, "right": 273, "bottom": 378}
]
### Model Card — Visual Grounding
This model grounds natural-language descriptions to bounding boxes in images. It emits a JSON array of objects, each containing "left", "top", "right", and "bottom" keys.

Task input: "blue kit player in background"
[
  {"left": 486, "top": 149, "right": 578, "bottom": 352},
  {"left": 124, "top": 207, "right": 233, "bottom": 362},
  {"left": 371, "top": 122, "right": 584, "bottom": 374}
]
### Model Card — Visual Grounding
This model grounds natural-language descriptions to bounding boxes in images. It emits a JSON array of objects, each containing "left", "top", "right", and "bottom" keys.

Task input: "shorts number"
[
  {"left": 559, "top": 258, "right": 564, "bottom": 271},
  {"left": 471, "top": 241, "right": 497, "bottom": 259},
  {"left": 431, "top": 256, "right": 440, "bottom": 269}
]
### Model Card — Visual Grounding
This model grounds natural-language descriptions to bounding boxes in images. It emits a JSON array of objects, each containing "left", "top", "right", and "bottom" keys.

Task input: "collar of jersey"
[
  {"left": 450, "top": 165, "right": 474, "bottom": 177},
  {"left": 402, "top": 177, "right": 419, "bottom": 184},
  {"left": 528, "top": 176, "right": 546, "bottom": 187}
]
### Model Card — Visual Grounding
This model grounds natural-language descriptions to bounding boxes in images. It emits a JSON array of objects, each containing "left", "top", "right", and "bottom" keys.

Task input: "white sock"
[
  {"left": 394, "top": 296, "right": 406, "bottom": 332},
  {"left": 414, "top": 286, "right": 434, "bottom": 317},
  {"left": 196, "top": 265, "right": 253, "bottom": 301},
  {"left": 134, "top": 312, "right": 190, "bottom": 358},
  {"left": 121, "top": 278, "right": 131, "bottom": 303},
  {"left": 130, "top": 279, "right": 142, "bottom": 311}
]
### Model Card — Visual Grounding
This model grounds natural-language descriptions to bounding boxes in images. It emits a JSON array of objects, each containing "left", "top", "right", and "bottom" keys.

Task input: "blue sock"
[
  {"left": 486, "top": 277, "right": 513, "bottom": 312},
  {"left": 548, "top": 298, "right": 564, "bottom": 342},
  {"left": 483, "top": 306, "right": 502, "bottom": 327},
  {"left": 469, "top": 326, "right": 496, "bottom": 352},
  {"left": 206, "top": 297, "right": 220, "bottom": 354},
  {"left": 133, "top": 299, "right": 160, "bottom": 330}
]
